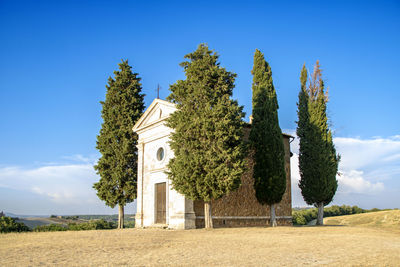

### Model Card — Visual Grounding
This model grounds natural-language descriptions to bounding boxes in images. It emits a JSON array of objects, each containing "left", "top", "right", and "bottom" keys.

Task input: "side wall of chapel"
[{"left": 193, "top": 128, "right": 292, "bottom": 228}]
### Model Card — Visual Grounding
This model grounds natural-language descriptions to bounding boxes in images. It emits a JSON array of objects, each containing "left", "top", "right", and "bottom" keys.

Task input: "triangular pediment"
[{"left": 133, "top": 99, "right": 177, "bottom": 133}]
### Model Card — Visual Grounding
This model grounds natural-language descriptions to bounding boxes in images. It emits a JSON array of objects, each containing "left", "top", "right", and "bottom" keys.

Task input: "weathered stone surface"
[{"left": 193, "top": 128, "right": 292, "bottom": 227}]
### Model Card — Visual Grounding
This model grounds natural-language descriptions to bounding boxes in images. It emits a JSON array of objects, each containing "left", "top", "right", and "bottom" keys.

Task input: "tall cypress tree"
[
  {"left": 296, "top": 61, "right": 339, "bottom": 225},
  {"left": 250, "top": 49, "right": 286, "bottom": 227},
  {"left": 94, "top": 60, "right": 145, "bottom": 229},
  {"left": 166, "top": 44, "right": 247, "bottom": 229}
]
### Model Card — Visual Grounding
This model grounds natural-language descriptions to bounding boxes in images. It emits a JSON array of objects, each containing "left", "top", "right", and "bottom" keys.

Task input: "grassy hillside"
[{"left": 325, "top": 210, "right": 400, "bottom": 230}]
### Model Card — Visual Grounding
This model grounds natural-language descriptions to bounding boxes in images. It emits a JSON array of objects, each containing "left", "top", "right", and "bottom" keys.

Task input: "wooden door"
[{"left": 155, "top": 182, "right": 166, "bottom": 224}]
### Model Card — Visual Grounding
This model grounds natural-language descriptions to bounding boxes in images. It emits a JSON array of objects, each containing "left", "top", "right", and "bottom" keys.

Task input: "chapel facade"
[{"left": 133, "top": 98, "right": 293, "bottom": 229}]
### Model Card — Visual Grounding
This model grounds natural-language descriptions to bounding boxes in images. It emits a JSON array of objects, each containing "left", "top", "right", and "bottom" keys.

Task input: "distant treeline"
[
  {"left": 34, "top": 219, "right": 116, "bottom": 232},
  {"left": 48, "top": 214, "right": 136, "bottom": 222},
  {"left": 0, "top": 216, "right": 135, "bottom": 233},
  {"left": 65, "top": 214, "right": 136, "bottom": 221},
  {"left": 292, "top": 205, "right": 396, "bottom": 225}
]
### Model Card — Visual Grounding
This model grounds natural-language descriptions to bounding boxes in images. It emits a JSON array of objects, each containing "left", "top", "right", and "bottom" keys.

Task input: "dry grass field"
[{"left": 1, "top": 220, "right": 400, "bottom": 267}]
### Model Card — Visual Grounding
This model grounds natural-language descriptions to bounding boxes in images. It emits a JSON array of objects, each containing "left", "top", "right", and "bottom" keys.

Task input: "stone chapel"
[{"left": 133, "top": 98, "right": 293, "bottom": 229}]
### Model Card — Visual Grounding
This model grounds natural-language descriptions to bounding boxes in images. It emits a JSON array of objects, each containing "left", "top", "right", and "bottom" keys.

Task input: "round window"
[{"left": 156, "top": 147, "right": 165, "bottom": 161}]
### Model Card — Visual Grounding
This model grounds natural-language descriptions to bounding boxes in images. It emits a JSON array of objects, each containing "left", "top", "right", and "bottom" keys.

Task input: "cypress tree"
[
  {"left": 94, "top": 60, "right": 145, "bottom": 229},
  {"left": 166, "top": 44, "right": 247, "bottom": 229},
  {"left": 296, "top": 61, "right": 339, "bottom": 225},
  {"left": 249, "top": 49, "right": 286, "bottom": 227}
]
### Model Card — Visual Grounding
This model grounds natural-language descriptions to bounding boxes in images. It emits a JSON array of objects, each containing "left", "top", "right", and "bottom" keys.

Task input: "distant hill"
[
  {"left": 3, "top": 212, "right": 49, "bottom": 218},
  {"left": 76, "top": 214, "right": 135, "bottom": 221},
  {"left": 15, "top": 217, "right": 61, "bottom": 229},
  {"left": 324, "top": 210, "right": 400, "bottom": 229},
  {"left": 10, "top": 214, "right": 135, "bottom": 229}
]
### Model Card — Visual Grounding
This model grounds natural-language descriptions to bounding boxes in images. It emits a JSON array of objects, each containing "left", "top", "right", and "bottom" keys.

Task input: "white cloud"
[
  {"left": 289, "top": 133, "right": 400, "bottom": 209},
  {"left": 62, "top": 154, "right": 98, "bottom": 164},
  {"left": 334, "top": 136, "right": 400, "bottom": 171},
  {"left": 0, "top": 164, "right": 98, "bottom": 204},
  {"left": 337, "top": 170, "right": 384, "bottom": 194},
  {"left": 382, "top": 153, "right": 400, "bottom": 162},
  {"left": 0, "top": 159, "right": 136, "bottom": 215},
  {"left": 390, "top": 135, "right": 400, "bottom": 140}
]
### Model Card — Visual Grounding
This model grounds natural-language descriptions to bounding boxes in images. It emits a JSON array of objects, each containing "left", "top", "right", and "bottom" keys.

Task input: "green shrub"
[
  {"left": 33, "top": 219, "right": 115, "bottom": 232},
  {"left": 34, "top": 224, "right": 67, "bottom": 232},
  {"left": 67, "top": 223, "right": 91, "bottom": 231},
  {"left": 90, "top": 219, "right": 114, "bottom": 229},
  {"left": 0, "top": 216, "right": 30, "bottom": 233},
  {"left": 369, "top": 208, "right": 381, "bottom": 212},
  {"left": 292, "top": 205, "right": 374, "bottom": 225},
  {"left": 68, "top": 219, "right": 115, "bottom": 231},
  {"left": 124, "top": 220, "right": 135, "bottom": 228},
  {"left": 63, "top": 215, "right": 79, "bottom": 220},
  {"left": 292, "top": 211, "right": 307, "bottom": 225}
]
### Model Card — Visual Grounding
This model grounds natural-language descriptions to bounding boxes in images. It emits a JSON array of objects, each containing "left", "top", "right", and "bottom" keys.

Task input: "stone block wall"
[{"left": 194, "top": 132, "right": 292, "bottom": 228}]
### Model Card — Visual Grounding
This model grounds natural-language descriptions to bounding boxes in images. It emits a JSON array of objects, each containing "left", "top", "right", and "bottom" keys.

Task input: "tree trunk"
[
  {"left": 316, "top": 202, "right": 324, "bottom": 225},
  {"left": 118, "top": 204, "right": 124, "bottom": 229},
  {"left": 204, "top": 201, "right": 213, "bottom": 229},
  {"left": 270, "top": 203, "right": 277, "bottom": 227}
]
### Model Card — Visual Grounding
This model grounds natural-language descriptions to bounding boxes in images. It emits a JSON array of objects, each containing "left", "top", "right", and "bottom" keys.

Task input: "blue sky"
[{"left": 0, "top": 0, "right": 399, "bottom": 214}]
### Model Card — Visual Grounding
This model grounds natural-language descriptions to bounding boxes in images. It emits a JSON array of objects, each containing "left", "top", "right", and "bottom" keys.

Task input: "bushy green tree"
[
  {"left": 296, "top": 61, "right": 339, "bottom": 225},
  {"left": 166, "top": 44, "right": 247, "bottom": 229},
  {"left": 250, "top": 49, "right": 286, "bottom": 227},
  {"left": 34, "top": 224, "right": 67, "bottom": 232},
  {"left": 0, "top": 216, "right": 30, "bottom": 233},
  {"left": 94, "top": 60, "right": 145, "bottom": 229},
  {"left": 68, "top": 219, "right": 114, "bottom": 230},
  {"left": 33, "top": 220, "right": 115, "bottom": 232}
]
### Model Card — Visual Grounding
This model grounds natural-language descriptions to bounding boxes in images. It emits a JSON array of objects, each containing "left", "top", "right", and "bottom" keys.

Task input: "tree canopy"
[
  {"left": 296, "top": 61, "right": 339, "bottom": 225},
  {"left": 166, "top": 44, "right": 247, "bottom": 228},
  {"left": 250, "top": 49, "right": 286, "bottom": 226},
  {"left": 94, "top": 60, "right": 145, "bottom": 228}
]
